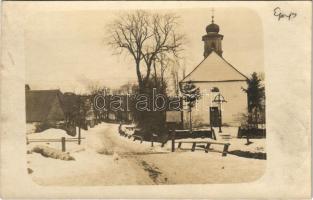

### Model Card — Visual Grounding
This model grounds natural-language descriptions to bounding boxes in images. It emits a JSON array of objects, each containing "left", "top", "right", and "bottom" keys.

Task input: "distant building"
[
  {"left": 25, "top": 87, "right": 98, "bottom": 135},
  {"left": 180, "top": 15, "right": 248, "bottom": 126}
]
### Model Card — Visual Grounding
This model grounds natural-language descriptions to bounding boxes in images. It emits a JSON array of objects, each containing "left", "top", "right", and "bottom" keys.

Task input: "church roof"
[{"left": 181, "top": 51, "right": 248, "bottom": 83}]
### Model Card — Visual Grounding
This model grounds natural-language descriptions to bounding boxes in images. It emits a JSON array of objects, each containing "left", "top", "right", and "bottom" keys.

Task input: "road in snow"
[
  {"left": 86, "top": 123, "right": 170, "bottom": 185},
  {"left": 27, "top": 123, "right": 266, "bottom": 186}
]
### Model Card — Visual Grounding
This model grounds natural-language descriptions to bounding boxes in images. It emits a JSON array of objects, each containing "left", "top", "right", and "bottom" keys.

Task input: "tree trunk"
[
  {"left": 136, "top": 61, "right": 144, "bottom": 92},
  {"left": 189, "top": 106, "right": 192, "bottom": 134},
  {"left": 78, "top": 125, "right": 81, "bottom": 145},
  {"left": 153, "top": 61, "right": 157, "bottom": 87},
  {"left": 161, "top": 69, "right": 164, "bottom": 92}
]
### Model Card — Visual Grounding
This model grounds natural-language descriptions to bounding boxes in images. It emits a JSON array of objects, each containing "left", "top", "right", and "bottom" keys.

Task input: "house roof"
[
  {"left": 181, "top": 51, "right": 248, "bottom": 83},
  {"left": 26, "top": 90, "right": 65, "bottom": 122},
  {"left": 62, "top": 93, "right": 79, "bottom": 114}
]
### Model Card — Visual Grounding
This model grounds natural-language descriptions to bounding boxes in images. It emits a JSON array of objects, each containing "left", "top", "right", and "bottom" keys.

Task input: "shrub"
[{"left": 34, "top": 121, "right": 53, "bottom": 132}]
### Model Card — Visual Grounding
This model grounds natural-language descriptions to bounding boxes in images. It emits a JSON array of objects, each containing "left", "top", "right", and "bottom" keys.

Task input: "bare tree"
[
  {"left": 170, "top": 57, "right": 185, "bottom": 96},
  {"left": 87, "top": 82, "right": 105, "bottom": 95},
  {"left": 153, "top": 53, "right": 172, "bottom": 90},
  {"left": 107, "top": 10, "right": 184, "bottom": 92},
  {"left": 181, "top": 81, "right": 201, "bottom": 133},
  {"left": 86, "top": 82, "right": 110, "bottom": 122}
]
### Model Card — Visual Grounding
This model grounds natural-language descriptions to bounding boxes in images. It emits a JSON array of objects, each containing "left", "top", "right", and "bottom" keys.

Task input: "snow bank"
[
  {"left": 27, "top": 128, "right": 74, "bottom": 140},
  {"left": 26, "top": 123, "right": 37, "bottom": 135},
  {"left": 32, "top": 145, "right": 75, "bottom": 161},
  {"left": 27, "top": 128, "right": 86, "bottom": 154}
]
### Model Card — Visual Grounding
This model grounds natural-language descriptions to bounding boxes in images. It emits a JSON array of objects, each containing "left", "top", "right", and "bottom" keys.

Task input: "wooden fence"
[
  {"left": 169, "top": 130, "right": 230, "bottom": 156},
  {"left": 26, "top": 137, "right": 85, "bottom": 152}
]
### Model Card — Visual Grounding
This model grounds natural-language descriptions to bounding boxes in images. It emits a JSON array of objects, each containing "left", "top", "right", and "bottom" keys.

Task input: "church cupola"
[{"left": 202, "top": 12, "right": 223, "bottom": 58}]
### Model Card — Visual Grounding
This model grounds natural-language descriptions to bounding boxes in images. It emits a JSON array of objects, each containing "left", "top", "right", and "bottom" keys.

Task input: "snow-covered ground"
[
  {"left": 26, "top": 123, "right": 37, "bottom": 135},
  {"left": 26, "top": 122, "right": 266, "bottom": 186},
  {"left": 213, "top": 126, "right": 266, "bottom": 153},
  {"left": 27, "top": 128, "right": 85, "bottom": 153}
]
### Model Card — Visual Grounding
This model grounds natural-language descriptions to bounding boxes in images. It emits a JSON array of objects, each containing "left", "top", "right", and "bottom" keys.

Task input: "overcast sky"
[{"left": 25, "top": 7, "right": 263, "bottom": 93}]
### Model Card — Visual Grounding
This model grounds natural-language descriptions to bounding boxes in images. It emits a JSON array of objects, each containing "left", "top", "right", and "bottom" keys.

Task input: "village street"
[
  {"left": 23, "top": 7, "right": 268, "bottom": 187},
  {"left": 27, "top": 123, "right": 266, "bottom": 186}
]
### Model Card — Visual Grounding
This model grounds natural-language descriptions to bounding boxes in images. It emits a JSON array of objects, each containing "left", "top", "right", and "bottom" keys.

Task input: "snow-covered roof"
[
  {"left": 26, "top": 90, "right": 64, "bottom": 122},
  {"left": 181, "top": 51, "right": 248, "bottom": 83}
]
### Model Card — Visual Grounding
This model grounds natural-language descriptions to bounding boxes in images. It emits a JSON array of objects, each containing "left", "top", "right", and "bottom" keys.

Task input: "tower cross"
[{"left": 211, "top": 8, "right": 215, "bottom": 23}]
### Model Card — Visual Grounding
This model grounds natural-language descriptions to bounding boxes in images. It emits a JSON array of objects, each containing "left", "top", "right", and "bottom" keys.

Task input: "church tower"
[{"left": 202, "top": 13, "right": 223, "bottom": 58}]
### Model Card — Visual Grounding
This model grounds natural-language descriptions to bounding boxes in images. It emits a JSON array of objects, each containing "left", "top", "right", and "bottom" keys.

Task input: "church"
[{"left": 180, "top": 15, "right": 248, "bottom": 127}]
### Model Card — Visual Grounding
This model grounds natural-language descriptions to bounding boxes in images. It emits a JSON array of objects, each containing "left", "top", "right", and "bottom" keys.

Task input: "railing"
[
  {"left": 26, "top": 137, "right": 85, "bottom": 152},
  {"left": 169, "top": 130, "right": 229, "bottom": 156}
]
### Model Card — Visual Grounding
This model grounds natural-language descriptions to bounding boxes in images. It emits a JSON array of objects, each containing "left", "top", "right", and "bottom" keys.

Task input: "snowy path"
[
  {"left": 28, "top": 123, "right": 170, "bottom": 185},
  {"left": 27, "top": 123, "right": 266, "bottom": 186},
  {"left": 89, "top": 123, "right": 170, "bottom": 184}
]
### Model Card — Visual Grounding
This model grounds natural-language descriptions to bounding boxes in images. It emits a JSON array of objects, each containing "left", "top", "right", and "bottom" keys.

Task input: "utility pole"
[
  {"left": 78, "top": 95, "right": 81, "bottom": 145},
  {"left": 189, "top": 105, "right": 192, "bottom": 134},
  {"left": 218, "top": 107, "right": 222, "bottom": 133}
]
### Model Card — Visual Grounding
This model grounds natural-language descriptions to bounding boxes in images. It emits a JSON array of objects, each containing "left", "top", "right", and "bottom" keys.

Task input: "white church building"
[{"left": 180, "top": 16, "right": 248, "bottom": 127}]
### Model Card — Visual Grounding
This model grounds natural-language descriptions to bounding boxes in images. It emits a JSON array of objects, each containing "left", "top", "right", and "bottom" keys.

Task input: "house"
[
  {"left": 26, "top": 89, "right": 65, "bottom": 123},
  {"left": 180, "top": 15, "right": 248, "bottom": 127},
  {"left": 25, "top": 88, "right": 89, "bottom": 135}
]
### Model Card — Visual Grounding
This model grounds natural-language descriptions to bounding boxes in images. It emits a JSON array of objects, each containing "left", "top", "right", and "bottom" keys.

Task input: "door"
[{"left": 210, "top": 107, "right": 220, "bottom": 127}]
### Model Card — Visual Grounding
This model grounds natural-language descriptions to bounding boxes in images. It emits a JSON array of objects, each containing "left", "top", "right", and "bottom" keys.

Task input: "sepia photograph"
[
  {"left": 0, "top": 1, "right": 311, "bottom": 199},
  {"left": 24, "top": 7, "right": 266, "bottom": 186}
]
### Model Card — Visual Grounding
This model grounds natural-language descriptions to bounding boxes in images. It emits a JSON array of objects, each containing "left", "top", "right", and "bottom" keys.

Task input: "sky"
[{"left": 25, "top": 7, "right": 264, "bottom": 93}]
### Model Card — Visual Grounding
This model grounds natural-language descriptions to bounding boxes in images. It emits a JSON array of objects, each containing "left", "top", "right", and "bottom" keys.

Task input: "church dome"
[{"left": 206, "top": 23, "right": 220, "bottom": 33}]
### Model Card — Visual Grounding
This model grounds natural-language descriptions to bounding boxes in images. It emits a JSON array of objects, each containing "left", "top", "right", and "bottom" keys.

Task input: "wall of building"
[{"left": 184, "top": 81, "right": 247, "bottom": 127}]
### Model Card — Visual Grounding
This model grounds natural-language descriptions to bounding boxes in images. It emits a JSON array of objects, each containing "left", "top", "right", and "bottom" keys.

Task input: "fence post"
[
  {"left": 151, "top": 133, "right": 157, "bottom": 147},
  {"left": 205, "top": 143, "right": 211, "bottom": 153},
  {"left": 171, "top": 130, "right": 175, "bottom": 152},
  {"left": 191, "top": 142, "right": 196, "bottom": 152},
  {"left": 180, "top": 98, "right": 184, "bottom": 129},
  {"left": 211, "top": 125, "right": 217, "bottom": 140},
  {"left": 61, "top": 137, "right": 66, "bottom": 152},
  {"left": 222, "top": 144, "right": 230, "bottom": 157},
  {"left": 78, "top": 125, "right": 81, "bottom": 145}
]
